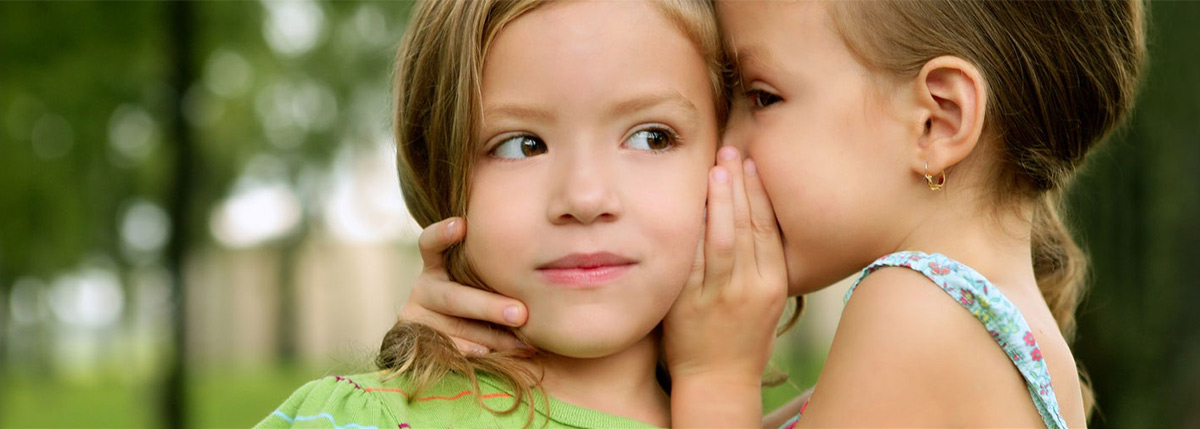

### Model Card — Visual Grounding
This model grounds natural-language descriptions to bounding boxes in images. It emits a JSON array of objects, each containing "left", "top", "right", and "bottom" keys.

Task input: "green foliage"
[{"left": 1, "top": 1, "right": 165, "bottom": 278}]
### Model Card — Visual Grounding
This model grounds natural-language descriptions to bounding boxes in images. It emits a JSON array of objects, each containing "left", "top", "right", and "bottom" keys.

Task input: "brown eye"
[
  {"left": 626, "top": 129, "right": 675, "bottom": 152},
  {"left": 749, "top": 89, "right": 781, "bottom": 108},
  {"left": 490, "top": 135, "right": 547, "bottom": 159}
]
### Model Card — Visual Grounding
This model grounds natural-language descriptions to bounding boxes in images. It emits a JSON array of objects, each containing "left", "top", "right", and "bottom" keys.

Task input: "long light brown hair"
[
  {"left": 827, "top": 0, "right": 1146, "bottom": 415},
  {"left": 380, "top": 0, "right": 729, "bottom": 423}
]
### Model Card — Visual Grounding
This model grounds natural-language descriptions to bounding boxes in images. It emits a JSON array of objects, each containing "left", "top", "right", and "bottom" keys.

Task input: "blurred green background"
[{"left": 1, "top": 1, "right": 1196, "bottom": 428}]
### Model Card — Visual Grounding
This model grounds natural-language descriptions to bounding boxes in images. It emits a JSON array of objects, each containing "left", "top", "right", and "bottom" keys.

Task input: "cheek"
[
  {"left": 641, "top": 177, "right": 705, "bottom": 228},
  {"left": 746, "top": 105, "right": 911, "bottom": 292},
  {"left": 462, "top": 174, "right": 538, "bottom": 295},
  {"left": 746, "top": 99, "right": 896, "bottom": 223},
  {"left": 745, "top": 120, "right": 829, "bottom": 221},
  {"left": 755, "top": 153, "right": 857, "bottom": 293},
  {"left": 744, "top": 116, "right": 860, "bottom": 282},
  {"left": 624, "top": 160, "right": 708, "bottom": 284}
]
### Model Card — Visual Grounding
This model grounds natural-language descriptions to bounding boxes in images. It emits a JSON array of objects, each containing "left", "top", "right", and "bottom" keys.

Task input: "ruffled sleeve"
[{"left": 255, "top": 375, "right": 398, "bottom": 428}]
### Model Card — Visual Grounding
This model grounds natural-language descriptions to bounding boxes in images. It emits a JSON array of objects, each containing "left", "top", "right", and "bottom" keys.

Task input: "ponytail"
[
  {"left": 1030, "top": 191, "right": 1094, "bottom": 414},
  {"left": 1031, "top": 192, "right": 1088, "bottom": 339}
]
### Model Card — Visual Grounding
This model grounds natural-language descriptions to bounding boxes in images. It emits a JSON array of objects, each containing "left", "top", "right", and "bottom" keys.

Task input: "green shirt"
[{"left": 256, "top": 371, "right": 660, "bottom": 428}]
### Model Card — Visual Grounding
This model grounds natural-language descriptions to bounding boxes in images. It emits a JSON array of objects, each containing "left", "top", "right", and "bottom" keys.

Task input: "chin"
[
  {"left": 538, "top": 337, "right": 631, "bottom": 359},
  {"left": 521, "top": 319, "right": 654, "bottom": 359},
  {"left": 785, "top": 249, "right": 840, "bottom": 296},
  {"left": 784, "top": 251, "right": 816, "bottom": 295}
]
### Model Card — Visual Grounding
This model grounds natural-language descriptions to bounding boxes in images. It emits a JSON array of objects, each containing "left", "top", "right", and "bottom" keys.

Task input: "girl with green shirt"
[{"left": 258, "top": 0, "right": 788, "bottom": 427}]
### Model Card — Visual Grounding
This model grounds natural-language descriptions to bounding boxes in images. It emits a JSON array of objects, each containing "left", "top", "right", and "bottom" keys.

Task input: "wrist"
[
  {"left": 672, "top": 369, "right": 763, "bottom": 391},
  {"left": 669, "top": 360, "right": 766, "bottom": 384},
  {"left": 670, "top": 375, "right": 762, "bottom": 428}
]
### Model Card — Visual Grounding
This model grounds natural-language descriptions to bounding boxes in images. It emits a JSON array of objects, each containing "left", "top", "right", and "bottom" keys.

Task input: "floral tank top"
[{"left": 780, "top": 251, "right": 1069, "bottom": 429}]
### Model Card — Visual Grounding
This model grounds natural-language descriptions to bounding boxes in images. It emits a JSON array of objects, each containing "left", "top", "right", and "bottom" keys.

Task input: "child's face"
[
  {"left": 719, "top": 1, "right": 919, "bottom": 294},
  {"left": 464, "top": 1, "right": 718, "bottom": 358}
]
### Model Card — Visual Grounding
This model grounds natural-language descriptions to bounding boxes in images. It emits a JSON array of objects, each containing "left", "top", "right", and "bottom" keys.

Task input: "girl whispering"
[{"left": 405, "top": 0, "right": 1147, "bottom": 427}]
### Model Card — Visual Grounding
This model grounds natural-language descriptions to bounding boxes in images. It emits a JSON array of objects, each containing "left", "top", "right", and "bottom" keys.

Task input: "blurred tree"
[
  {"left": 164, "top": 2, "right": 198, "bottom": 427},
  {"left": 3, "top": 0, "right": 414, "bottom": 426}
]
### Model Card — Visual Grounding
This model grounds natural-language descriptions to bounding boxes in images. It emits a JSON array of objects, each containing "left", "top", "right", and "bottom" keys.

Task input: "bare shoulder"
[{"left": 795, "top": 267, "right": 1042, "bottom": 427}]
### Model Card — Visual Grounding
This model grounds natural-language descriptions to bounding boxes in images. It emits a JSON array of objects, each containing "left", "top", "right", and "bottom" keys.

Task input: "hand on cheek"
[
  {"left": 398, "top": 217, "right": 532, "bottom": 356},
  {"left": 665, "top": 146, "right": 788, "bottom": 427}
]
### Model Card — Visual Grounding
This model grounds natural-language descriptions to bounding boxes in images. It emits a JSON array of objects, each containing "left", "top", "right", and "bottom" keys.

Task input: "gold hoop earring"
[{"left": 924, "top": 162, "right": 946, "bottom": 191}]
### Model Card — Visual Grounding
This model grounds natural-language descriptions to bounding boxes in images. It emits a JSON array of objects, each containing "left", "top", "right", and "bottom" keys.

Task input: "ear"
[{"left": 910, "top": 56, "right": 987, "bottom": 178}]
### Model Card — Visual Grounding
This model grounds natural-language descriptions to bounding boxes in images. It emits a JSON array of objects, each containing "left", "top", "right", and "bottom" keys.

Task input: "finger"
[
  {"left": 743, "top": 159, "right": 785, "bottom": 276},
  {"left": 417, "top": 217, "right": 466, "bottom": 278},
  {"left": 683, "top": 224, "right": 706, "bottom": 298},
  {"left": 416, "top": 279, "right": 529, "bottom": 327},
  {"left": 718, "top": 146, "right": 756, "bottom": 280},
  {"left": 442, "top": 316, "right": 529, "bottom": 353},
  {"left": 403, "top": 300, "right": 529, "bottom": 353},
  {"left": 451, "top": 337, "right": 490, "bottom": 356},
  {"left": 704, "top": 164, "right": 735, "bottom": 292}
]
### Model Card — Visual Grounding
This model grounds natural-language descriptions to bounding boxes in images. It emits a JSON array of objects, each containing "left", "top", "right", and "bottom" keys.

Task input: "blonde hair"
[
  {"left": 827, "top": 0, "right": 1146, "bottom": 415},
  {"left": 380, "top": 0, "right": 728, "bottom": 423}
]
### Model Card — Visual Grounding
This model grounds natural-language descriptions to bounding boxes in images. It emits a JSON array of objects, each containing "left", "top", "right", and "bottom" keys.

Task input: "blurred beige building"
[{"left": 185, "top": 238, "right": 421, "bottom": 369}]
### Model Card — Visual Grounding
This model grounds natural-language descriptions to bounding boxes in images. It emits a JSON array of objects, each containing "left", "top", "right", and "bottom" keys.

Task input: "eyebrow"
[
  {"left": 731, "top": 45, "right": 782, "bottom": 75},
  {"left": 483, "top": 104, "right": 556, "bottom": 123},
  {"left": 483, "top": 91, "right": 700, "bottom": 127},
  {"left": 608, "top": 91, "right": 699, "bottom": 127}
]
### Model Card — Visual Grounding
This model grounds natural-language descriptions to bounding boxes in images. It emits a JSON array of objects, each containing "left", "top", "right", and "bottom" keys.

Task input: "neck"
[
  {"left": 525, "top": 333, "right": 670, "bottom": 427},
  {"left": 897, "top": 187, "right": 1040, "bottom": 299}
]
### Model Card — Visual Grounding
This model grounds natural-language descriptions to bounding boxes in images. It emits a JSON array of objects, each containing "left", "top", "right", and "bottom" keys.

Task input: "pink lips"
[{"left": 536, "top": 252, "right": 636, "bottom": 287}]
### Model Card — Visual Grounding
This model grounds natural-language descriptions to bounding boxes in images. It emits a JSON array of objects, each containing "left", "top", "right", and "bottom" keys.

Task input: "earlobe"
[{"left": 912, "top": 56, "right": 987, "bottom": 178}]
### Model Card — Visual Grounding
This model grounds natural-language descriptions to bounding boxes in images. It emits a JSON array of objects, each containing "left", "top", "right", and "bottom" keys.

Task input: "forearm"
[{"left": 670, "top": 374, "right": 762, "bottom": 428}]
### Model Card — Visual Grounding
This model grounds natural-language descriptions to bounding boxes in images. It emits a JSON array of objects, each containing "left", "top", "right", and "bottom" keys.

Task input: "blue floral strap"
[{"left": 845, "top": 251, "right": 1069, "bottom": 429}]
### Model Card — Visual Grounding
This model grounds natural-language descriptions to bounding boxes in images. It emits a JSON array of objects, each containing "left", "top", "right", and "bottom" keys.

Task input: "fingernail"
[
  {"left": 744, "top": 159, "right": 757, "bottom": 176},
  {"left": 719, "top": 146, "right": 739, "bottom": 160},
  {"left": 712, "top": 167, "right": 729, "bottom": 183},
  {"left": 445, "top": 219, "right": 459, "bottom": 238},
  {"left": 503, "top": 306, "right": 521, "bottom": 325}
]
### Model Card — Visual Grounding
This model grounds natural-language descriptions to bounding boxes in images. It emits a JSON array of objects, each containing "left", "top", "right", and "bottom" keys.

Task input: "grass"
[{"left": 0, "top": 366, "right": 317, "bottom": 428}]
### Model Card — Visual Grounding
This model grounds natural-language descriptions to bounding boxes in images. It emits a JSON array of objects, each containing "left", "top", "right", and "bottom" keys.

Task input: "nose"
[{"left": 547, "top": 151, "right": 622, "bottom": 225}]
